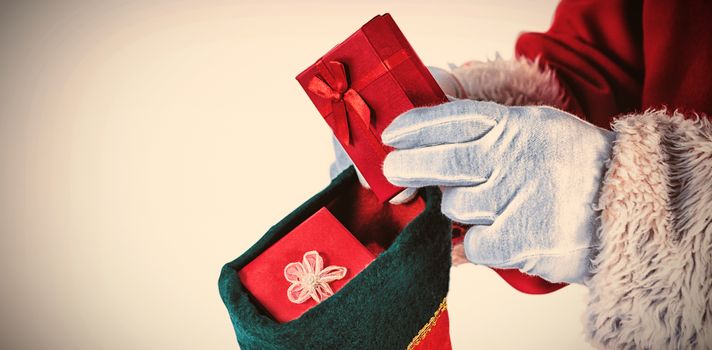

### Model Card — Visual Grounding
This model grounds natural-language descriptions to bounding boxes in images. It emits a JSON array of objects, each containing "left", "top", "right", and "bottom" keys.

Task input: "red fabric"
[
  {"left": 326, "top": 176, "right": 426, "bottom": 256},
  {"left": 239, "top": 208, "right": 375, "bottom": 323},
  {"left": 297, "top": 14, "right": 449, "bottom": 202},
  {"left": 516, "top": 0, "right": 712, "bottom": 126},
  {"left": 413, "top": 310, "right": 453, "bottom": 350},
  {"left": 492, "top": 269, "right": 567, "bottom": 295}
]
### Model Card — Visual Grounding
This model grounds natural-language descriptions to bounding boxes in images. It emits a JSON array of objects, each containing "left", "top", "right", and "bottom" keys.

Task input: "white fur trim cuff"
[
  {"left": 585, "top": 110, "right": 712, "bottom": 349},
  {"left": 450, "top": 56, "right": 566, "bottom": 108}
]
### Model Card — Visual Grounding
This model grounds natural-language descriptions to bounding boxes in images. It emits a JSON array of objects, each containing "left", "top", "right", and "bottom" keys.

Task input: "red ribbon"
[{"left": 307, "top": 60, "right": 371, "bottom": 145}]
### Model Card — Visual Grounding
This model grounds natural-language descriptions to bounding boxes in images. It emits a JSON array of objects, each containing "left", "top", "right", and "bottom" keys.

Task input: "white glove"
[
  {"left": 329, "top": 66, "right": 464, "bottom": 205},
  {"left": 382, "top": 100, "right": 614, "bottom": 284}
]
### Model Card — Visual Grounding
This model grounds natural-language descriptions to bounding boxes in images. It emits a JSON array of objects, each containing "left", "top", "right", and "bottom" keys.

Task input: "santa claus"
[{"left": 332, "top": 1, "right": 712, "bottom": 348}]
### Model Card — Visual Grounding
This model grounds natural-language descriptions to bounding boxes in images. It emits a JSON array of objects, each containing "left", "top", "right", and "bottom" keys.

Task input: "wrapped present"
[
  {"left": 219, "top": 168, "right": 453, "bottom": 349},
  {"left": 238, "top": 207, "right": 375, "bottom": 323},
  {"left": 296, "top": 13, "right": 448, "bottom": 202}
]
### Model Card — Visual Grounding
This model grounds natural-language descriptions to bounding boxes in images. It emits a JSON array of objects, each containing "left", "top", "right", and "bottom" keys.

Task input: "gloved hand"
[
  {"left": 329, "top": 66, "right": 464, "bottom": 205},
  {"left": 381, "top": 100, "right": 614, "bottom": 284}
]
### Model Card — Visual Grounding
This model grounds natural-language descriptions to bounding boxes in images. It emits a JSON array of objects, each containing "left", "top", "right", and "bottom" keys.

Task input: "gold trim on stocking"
[{"left": 406, "top": 298, "right": 448, "bottom": 350}]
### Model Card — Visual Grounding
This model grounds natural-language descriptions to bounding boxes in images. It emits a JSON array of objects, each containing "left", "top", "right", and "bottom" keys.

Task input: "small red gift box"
[
  {"left": 238, "top": 207, "right": 375, "bottom": 323},
  {"left": 296, "top": 13, "right": 448, "bottom": 202}
]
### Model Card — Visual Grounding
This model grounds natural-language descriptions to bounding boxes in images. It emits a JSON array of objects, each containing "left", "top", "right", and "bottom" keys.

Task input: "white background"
[{"left": 0, "top": 1, "right": 594, "bottom": 349}]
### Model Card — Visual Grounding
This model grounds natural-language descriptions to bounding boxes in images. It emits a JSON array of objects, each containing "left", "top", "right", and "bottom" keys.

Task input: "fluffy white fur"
[
  {"left": 586, "top": 111, "right": 712, "bottom": 349},
  {"left": 450, "top": 55, "right": 566, "bottom": 108}
]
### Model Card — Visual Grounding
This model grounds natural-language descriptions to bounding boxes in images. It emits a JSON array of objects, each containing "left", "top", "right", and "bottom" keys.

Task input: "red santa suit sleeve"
[
  {"left": 448, "top": 1, "right": 712, "bottom": 348},
  {"left": 516, "top": 0, "right": 712, "bottom": 125}
]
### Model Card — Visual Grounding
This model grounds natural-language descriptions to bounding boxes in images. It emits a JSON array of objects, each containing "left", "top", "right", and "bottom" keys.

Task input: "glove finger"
[
  {"left": 441, "top": 186, "right": 498, "bottom": 225},
  {"left": 383, "top": 142, "right": 491, "bottom": 187},
  {"left": 382, "top": 100, "right": 505, "bottom": 149},
  {"left": 439, "top": 167, "right": 527, "bottom": 224},
  {"left": 445, "top": 174, "right": 522, "bottom": 266},
  {"left": 463, "top": 224, "right": 522, "bottom": 270},
  {"left": 388, "top": 187, "right": 418, "bottom": 205}
]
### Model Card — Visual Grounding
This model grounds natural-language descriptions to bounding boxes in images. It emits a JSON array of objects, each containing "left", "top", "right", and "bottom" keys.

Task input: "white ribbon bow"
[{"left": 283, "top": 251, "right": 347, "bottom": 304}]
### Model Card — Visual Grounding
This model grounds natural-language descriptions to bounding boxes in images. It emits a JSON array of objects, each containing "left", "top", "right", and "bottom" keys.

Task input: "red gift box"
[
  {"left": 295, "top": 12, "right": 566, "bottom": 299},
  {"left": 296, "top": 13, "right": 448, "bottom": 202},
  {"left": 238, "top": 207, "right": 375, "bottom": 323}
]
